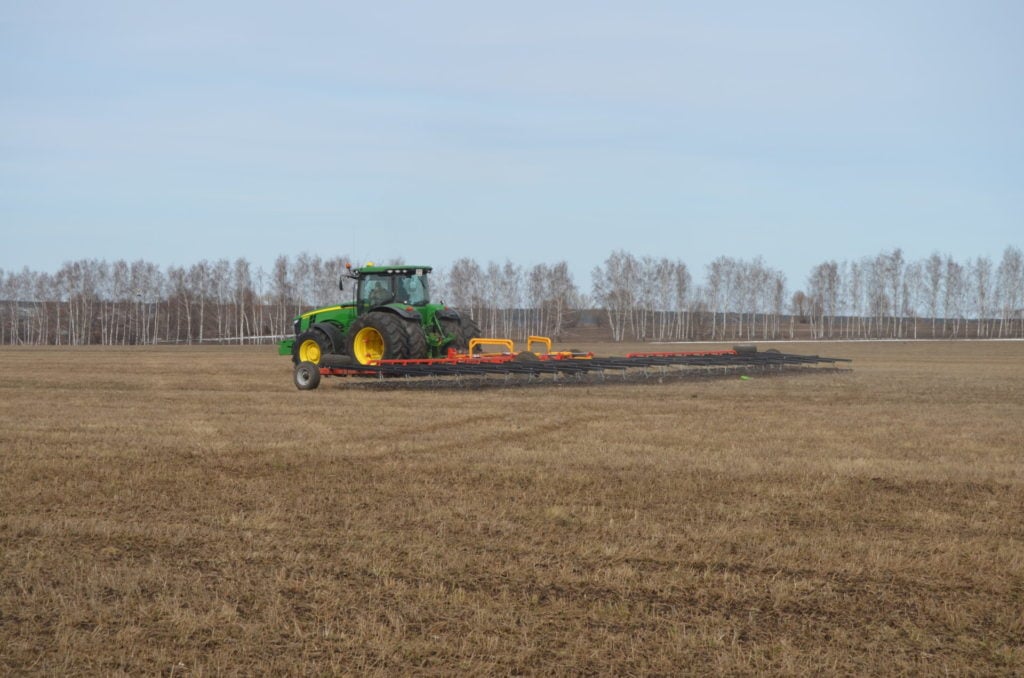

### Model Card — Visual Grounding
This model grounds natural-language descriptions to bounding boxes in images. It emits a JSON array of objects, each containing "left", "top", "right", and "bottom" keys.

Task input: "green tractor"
[{"left": 278, "top": 264, "right": 481, "bottom": 366}]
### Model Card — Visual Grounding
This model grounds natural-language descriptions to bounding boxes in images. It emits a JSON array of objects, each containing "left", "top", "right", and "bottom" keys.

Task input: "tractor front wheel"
[
  {"left": 293, "top": 329, "right": 331, "bottom": 365},
  {"left": 347, "top": 312, "right": 411, "bottom": 365}
]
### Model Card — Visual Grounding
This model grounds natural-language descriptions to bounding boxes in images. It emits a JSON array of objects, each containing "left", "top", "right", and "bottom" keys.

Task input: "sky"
[{"left": 2, "top": 1, "right": 1022, "bottom": 291}]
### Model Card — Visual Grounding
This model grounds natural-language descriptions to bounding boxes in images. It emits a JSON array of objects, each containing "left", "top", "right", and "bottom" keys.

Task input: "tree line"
[{"left": 1, "top": 246, "right": 1021, "bottom": 345}]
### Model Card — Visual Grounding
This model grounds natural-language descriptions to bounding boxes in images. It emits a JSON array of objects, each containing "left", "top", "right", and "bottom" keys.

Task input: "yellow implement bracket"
[
  {"left": 526, "top": 336, "right": 552, "bottom": 354},
  {"left": 464, "top": 335, "right": 554, "bottom": 356},
  {"left": 469, "top": 337, "right": 515, "bottom": 355}
]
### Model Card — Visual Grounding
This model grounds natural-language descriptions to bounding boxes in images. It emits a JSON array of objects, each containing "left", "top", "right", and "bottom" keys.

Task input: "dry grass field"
[{"left": 1, "top": 341, "right": 1022, "bottom": 675}]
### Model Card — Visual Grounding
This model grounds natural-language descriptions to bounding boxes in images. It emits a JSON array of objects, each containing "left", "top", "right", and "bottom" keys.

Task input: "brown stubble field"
[{"left": 1, "top": 341, "right": 1022, "bottom": 675}]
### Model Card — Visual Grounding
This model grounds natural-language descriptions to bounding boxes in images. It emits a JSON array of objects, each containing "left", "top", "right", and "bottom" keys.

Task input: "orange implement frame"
[{"left": 298, "top": 339, "right": 850, "bottom": 388}]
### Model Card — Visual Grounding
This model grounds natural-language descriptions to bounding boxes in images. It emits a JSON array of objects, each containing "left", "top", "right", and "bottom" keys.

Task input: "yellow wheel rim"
[
  {"left": 353, "top": 327, "right": 384, "bottom": 364},
  {"left": 298, "top": 339, "right": 322, "bottom": 364}
]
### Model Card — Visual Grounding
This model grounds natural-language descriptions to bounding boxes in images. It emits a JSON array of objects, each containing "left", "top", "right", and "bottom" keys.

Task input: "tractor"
[{"left": 277, "top": 263, "right": 480, "bottom": 366}]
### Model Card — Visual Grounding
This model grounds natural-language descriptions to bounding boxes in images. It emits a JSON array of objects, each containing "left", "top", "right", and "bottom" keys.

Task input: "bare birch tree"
[
  {"left": 591, "top": 251, "right": 638, "bottom": 342},
  {"left": 996, "top": 246, "right": 1023, "bottom": 337},
  {"left": 971, "top": 256, "right": 994, "bottom": 338}
]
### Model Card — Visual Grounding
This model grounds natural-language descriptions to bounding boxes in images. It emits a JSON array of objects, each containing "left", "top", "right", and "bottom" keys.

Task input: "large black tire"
[
  {"left": 404, "top": 319, "right": 429, "bottom": 360},
  {"left": 347, "top": 312, "right": 411, "bottom": 365},
  {"left": 441, "top": 315, "right": 482, "bottom": 352},
  {"left": 459, "top": 316, "right": 482, "bottom": 353},
  {"left": 293, "top": 361, "right": 322, "bottom": 390},
  {"left": 292, "top": 329, "right": 331, "bottom": 365}
]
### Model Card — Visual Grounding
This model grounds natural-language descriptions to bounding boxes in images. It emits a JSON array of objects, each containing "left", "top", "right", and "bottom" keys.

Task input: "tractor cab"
[{"left": 350, "top": 265, "right": 433, "bottom": 315}]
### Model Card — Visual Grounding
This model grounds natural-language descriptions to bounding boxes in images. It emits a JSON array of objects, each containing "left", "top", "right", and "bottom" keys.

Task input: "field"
[{"left": 1, "top": 341, "right": 1022, "bottom": 675}]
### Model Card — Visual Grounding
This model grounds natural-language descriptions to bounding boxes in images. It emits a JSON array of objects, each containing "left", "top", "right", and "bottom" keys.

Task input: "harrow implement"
[{"left": 291, "top": 337, "right": 851, "bottom": 390}]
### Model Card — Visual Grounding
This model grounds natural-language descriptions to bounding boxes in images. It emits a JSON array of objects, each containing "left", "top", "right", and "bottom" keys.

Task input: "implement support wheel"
[{"left": 293, "top": 361, "right": 322, "bottom": 390}]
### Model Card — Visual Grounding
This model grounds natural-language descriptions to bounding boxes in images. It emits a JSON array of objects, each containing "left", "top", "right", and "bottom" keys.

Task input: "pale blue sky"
[{"left": 2, "top": 1, "right": 1021, "bottom": 289}]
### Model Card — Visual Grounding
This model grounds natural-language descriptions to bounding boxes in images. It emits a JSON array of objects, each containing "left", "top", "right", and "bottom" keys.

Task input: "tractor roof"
[{"left": 355, "top": 265, "right": 432, "bottom": 276}]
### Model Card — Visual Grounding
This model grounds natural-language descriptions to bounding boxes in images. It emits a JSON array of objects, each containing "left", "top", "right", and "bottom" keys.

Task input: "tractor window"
[
  {"left": 399, "top": 274, "right": 429, "bottom": 306},
  {"left": 360, "top": 275, "right": 395, "bottom": 307}
]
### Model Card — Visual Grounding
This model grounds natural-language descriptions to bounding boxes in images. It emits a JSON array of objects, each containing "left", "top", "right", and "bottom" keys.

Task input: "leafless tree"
[
  {"left": 498, "top": 261, "right": 523, "bottom": 339},
  {"left": 808, "top": 261, "right": 840, "bottom": 338},
  {"left": 447, "top": 257, "right": 486, "bottom": 326},
  {"left": 482, "top": 262, "right": 503, "bottom": 337},
  {"left": 704, "top": 257, "right": 731, "bottom": 340},
  {"left": 881, "top": 249, "right": 905, "bottom": 337},
  {"left": 996, "top": 246, "right": 1023, "bottom": 338},
  {"left": 270, "top": 255, "right": 295, "bottom": 338},
  {"left": 672, "top": 261, "right": 693, "bottom": 340},
  {"left": 187, "top": 261, "right": 211, "bottom": 343},
  {"left": 591, "top": 251, "right": 638, "bottom": 342},
  {"left": 971, "top": 256, "right": 994, "bottom": 338},
  {"left": 943, "top": 257, "right": 967, "bottom": 338},
  {"left": 232, "top": 258, "right": 253, "bottom": 343},
  {"left": 923, "top": 253, "right": 944, "bottom": 337},
  {"left": 902, "top": 262, "right": 923, "bottom": 339},
  {"left": 541, "top": 261, "right": 579, "bottom": 339}
]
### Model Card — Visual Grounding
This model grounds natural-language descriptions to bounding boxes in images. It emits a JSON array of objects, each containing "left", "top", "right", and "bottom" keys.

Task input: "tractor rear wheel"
[
  {"left": 348, "top": 312, "right": 411, "bottom": 365},
  {"left": 293, "top": 329, "right": 331, "bottom": 365},
  {"left": 404, "top": 319, "right": 429, "bottom": 360},
  {"left": 441, "top": 315, "right": 482, "bottom": 352},
  {"left": 459, "top": 316, "right": 482, "bottom": 353}
]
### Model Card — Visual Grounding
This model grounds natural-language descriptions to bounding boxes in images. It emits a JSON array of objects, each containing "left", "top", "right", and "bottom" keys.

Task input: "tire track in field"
[{"left": 412, "top": 408, "right": 603, "bottom": 455}]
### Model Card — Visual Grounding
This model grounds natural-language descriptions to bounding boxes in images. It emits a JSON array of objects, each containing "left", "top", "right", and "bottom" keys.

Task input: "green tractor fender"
[
  {"left": 435, "top": 307, "right": 461, "bottom": 321},
  {"left": 291, "top": 320, "right": 347, "bottom": 363},
  {"left": 375, "top": 303, "right": 421, "bottom": 321}
]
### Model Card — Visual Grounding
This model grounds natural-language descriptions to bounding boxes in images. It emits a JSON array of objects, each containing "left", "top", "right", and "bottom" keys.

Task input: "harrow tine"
[{"left": 310, "top": 344, "right": 850, "bottom": 388}]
